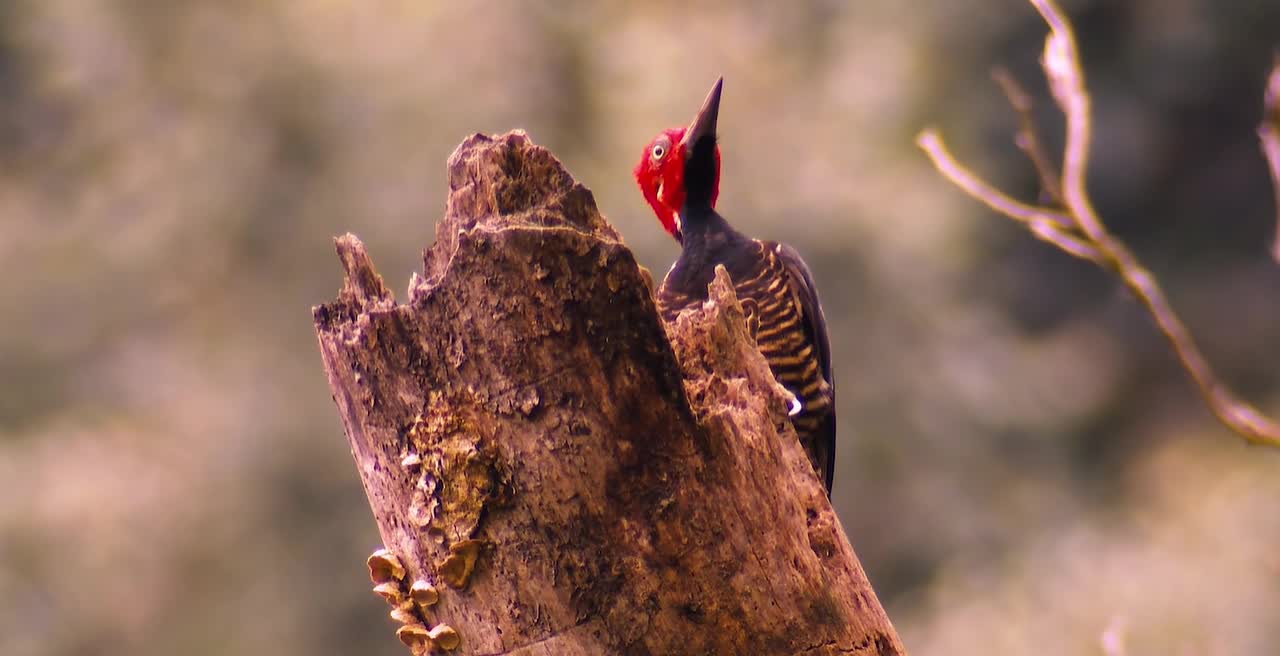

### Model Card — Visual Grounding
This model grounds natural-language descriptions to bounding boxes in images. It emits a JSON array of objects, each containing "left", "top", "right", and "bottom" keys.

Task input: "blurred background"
[{"left": 2, "top": 1, "right": 1278, "bottom": 654}]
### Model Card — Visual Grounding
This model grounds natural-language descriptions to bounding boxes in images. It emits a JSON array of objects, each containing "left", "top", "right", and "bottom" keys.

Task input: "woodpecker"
[{"left": 634, "top": 78, "right": 836, "bottom": 491}]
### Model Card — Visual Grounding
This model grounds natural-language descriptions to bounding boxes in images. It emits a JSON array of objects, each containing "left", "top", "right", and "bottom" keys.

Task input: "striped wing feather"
[
  {"left": 754, "top": 241, "right": 835, "bottom": 490},
  {"left": 657, "top": 239, "right": 836, "bottom": 491}
]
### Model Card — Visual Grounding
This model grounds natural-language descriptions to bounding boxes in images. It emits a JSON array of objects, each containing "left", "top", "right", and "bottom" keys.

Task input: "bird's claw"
[{"left": 785, "top": 390, "right": 802, "bottom": 416}]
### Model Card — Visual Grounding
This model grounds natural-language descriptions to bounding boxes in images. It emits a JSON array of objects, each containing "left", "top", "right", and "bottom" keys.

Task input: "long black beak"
[
  {"left": 679, "top": 77, "right": 723, "bottom": 157},
  {"left": 679, "top": 77, "right": 723, "bottom": 213}
]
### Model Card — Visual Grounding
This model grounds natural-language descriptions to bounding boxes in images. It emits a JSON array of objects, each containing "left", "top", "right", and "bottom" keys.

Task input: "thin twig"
[
  {"left": 1032, "top": 0, "right": 1280, "bottom": 446},
  {"left": 1107, "top": 239, "right": 1280, "bottom": 445},
  {"left": 992, "top": 66, "right": 1065, "bottom": 206},
  {"left": 917, "top": 131, "right": 1100, "bottom": 263},
  {"left": 916, "top": 0, "right": 1280, "bottom": 447},
  {"left": 1100, "top": 616, "right": 1127, "bottom": 656},
  {"left": 1259, "top": 54, "right": 1280, "bottom": 263},
  {"left": 1033, "top": 0, "right": 1104, "bottom": 244}
]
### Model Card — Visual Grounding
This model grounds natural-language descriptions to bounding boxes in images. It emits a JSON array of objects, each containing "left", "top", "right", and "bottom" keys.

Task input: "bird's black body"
[{"left": 655, "top": 91, "right": 836, "bottom": 491}]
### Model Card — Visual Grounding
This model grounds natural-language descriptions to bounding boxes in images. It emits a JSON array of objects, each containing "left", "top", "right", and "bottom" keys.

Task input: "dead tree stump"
[{"left": 313, "top": 131, "right": 905, "bottom": 655}]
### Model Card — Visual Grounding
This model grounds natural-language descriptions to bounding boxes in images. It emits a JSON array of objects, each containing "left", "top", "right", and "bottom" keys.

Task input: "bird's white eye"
[{"left": 651, "top": 144, "right": 666, "bottom": 160}]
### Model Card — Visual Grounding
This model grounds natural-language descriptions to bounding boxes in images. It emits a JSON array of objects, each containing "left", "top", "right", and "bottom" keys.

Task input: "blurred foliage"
[{"left": 1, "top": 1, "right": 1278, "bottom": 654}]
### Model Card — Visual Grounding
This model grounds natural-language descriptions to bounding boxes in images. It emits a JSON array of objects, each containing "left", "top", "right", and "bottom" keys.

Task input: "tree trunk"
[{"left": 312, "top": 131, "right": 906, "bottom": 656}]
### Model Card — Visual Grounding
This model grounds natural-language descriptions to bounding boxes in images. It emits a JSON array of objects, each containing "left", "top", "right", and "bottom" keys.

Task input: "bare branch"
[
  {"left": 1033, "top": 0, "right": 1106, "bottom": 245},
  {"left": 992, "top": 66, "right": 1065, "bottom": 205},
  {"left": 1259, "top": 54, "right": 1280, "bottom": 263},
  {"left": 1099, "top": 616, "right": 1128, "bottom": 656},
  {"left": 917, "top": 2, "right": 1280, "bottom": 447},
  {"left": 1106, "top": 241, "right": 1280, "bottom": 446},
  {"left": 917, "top": 130, "right": 1100, "bottom": 263}
]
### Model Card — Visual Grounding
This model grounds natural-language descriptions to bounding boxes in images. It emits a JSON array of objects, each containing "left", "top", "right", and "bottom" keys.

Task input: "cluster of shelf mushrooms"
[{"left": 368, "top": 548, "right": 459, "bottom": 654}]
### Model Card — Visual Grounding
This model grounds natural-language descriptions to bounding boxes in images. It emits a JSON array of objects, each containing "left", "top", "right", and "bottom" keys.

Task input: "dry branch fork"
[{"left": 917, "top": 0, "right": 1280, "bottom": 447}]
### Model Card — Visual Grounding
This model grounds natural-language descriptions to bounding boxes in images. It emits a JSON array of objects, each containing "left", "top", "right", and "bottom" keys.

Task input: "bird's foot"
[{"left": 781, "top": 388, "right": 802, "bottom": 416}]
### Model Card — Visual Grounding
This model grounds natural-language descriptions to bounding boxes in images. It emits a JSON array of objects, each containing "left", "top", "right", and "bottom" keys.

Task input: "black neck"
[
  {"left": 666, "top": 204, "right": 748, "bottom": 301},
  {"left": 676, "top": 131, "right": 742, "bottom": 272},
  {"left": 679, "top": 206, "right": 731, "bottom": 250}
]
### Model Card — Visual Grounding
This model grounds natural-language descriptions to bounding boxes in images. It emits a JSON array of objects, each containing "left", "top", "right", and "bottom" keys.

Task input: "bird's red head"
[{"left": 634, "top": 79, "right": 723, "bottom": 243}]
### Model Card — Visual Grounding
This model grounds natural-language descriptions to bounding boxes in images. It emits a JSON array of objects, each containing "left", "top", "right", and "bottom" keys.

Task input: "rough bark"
[{"left": 313, "top": 130, "right": 905, "bottom": 656}]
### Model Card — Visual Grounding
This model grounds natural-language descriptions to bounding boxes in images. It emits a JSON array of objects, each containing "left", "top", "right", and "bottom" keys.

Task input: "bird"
[{"left": 634, "top": 78, "right": 837, "bottom": 492}]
